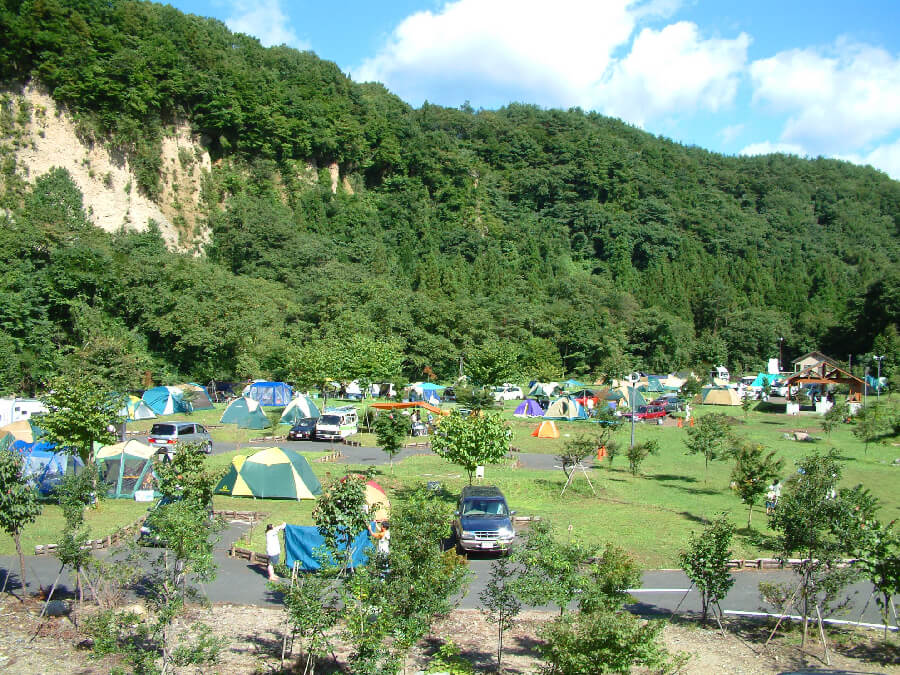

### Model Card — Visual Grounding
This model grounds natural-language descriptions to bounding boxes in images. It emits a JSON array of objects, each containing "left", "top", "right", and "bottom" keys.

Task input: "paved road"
[
  {"left": 8, "top": 440, "right": 895, "bottom": 627},
  {"left": 2, "top": 521, "right": 895, "bottom": 628}
]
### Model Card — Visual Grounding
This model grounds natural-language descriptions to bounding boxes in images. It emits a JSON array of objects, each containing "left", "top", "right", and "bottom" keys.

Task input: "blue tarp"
[
  {"left": 284, "top": 525, "right": 372, "bottom": 571},
  {"left": 750, "top": 373, "right": 782, "bottom": 387}
]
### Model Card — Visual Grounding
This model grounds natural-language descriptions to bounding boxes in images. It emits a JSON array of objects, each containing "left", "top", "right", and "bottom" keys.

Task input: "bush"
[{"left": 538, "top": 609, "right": 683, "bottom": 675}]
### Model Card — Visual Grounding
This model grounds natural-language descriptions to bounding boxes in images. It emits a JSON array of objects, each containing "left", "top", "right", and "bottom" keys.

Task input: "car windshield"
[
  {"left": 150, "top": 424, "right": 175, "bottom": 436},
  {"left": 295, "top": 418, "right": 315, "bottom": 428},
  {"left": 462, "top": 499, "right": 508, "bottom": 516},
  {"left": 319, "top": 415, "right": 340, "bottom": 425}
]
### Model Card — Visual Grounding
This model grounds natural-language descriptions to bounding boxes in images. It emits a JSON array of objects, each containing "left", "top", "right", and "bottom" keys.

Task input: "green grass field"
[{"left": 4, "top": 396, "right": 897, "bottom": 567}]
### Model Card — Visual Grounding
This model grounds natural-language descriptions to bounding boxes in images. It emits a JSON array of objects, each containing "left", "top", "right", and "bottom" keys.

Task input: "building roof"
[{"left": 791, "top": 351, "right": 839, "bottom": 367}]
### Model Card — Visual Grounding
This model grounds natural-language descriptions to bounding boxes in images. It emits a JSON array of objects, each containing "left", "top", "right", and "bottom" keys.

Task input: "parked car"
[
  {"left": 442, "top": 387, "right": 456, "bottom": 402},
  {"left": 491, "top": 385, "right": 524, "bottom": 402},
  {"left": 148, "top": 422, "right": 212, "bottom": 454},
  {"left": 452, "top": 485, "right": 516, "bottom": 555},
  {"left": 287, "top": 417, "right": 317, "bottom": 441},
  {"left": 651, "top": 396, "right": 685, "bottom": 413},
  {"left": 623, "top": 405, "right": 667, "bottom": 422}
]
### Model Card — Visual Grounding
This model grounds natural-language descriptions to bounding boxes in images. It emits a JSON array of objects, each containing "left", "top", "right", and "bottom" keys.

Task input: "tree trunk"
[
  {"left": 747, "top": 503, "right": 753, "bottom": 528},
  {"left": 14, "top": 531, "right": 25, "bottom": 601},
  {"left": 497, "top": 614, "right": 503, "bottom": 667}
]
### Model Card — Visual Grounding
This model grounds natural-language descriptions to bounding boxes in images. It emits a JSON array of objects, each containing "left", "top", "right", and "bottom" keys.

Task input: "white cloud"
[
  {"left": 718, "top": 123, "right": 745, "bottom": 143},
  {"left": 353, "top": 0, "right": 745, "bottom": 122},
  {"left": 354, "top": 0, "right": 637, "bottom": 106},
  {"left": 593, "top": 22, "right": 750, "bottom": 125},
  {"left": 225, "top": 0, "right": 309, "bottom": 50},
  {"left": 738, "top": 141, "right": 807, "bottom": 157},
  {"left": 750, "top": 41, "right": 900, "bottom": 154},
  {"left": 838, "top": 137, "right": 900, "bottom": 179}
]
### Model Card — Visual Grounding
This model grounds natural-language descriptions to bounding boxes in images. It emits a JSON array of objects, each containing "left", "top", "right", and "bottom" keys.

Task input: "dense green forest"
[{"left": 0, "top": 0, "right": 898, "bottom": 394}]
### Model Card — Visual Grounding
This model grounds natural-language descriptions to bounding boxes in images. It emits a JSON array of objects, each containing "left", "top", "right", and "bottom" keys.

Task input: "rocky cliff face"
[{"left": 2, "top": 86, "right": 212, "bottom": 251}]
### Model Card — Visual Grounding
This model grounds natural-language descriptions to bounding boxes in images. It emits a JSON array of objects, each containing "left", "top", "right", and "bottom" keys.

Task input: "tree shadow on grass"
[
  {"left": 735, "top": 526, "right": 779, "bottom": 552},
  {"left": 648, "top": 473, "right": 699, "bottom": 484},
  {"left": 676, "top": 511, "right": 711, "bottom": 526}
]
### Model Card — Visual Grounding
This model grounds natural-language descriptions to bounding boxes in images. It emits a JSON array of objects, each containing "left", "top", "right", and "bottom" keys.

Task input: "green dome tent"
[
  {"left": 215, "top": 447, "right": 322, "bottom": 500},
  {"left": 279, "top": 395, "right": 321, "bottom": 425},
  {"left": 95, "top": 440, "right": 158, "bottom": 499},
  {"left": 220, "top": 396, "right": 270, "bottom": 429}
]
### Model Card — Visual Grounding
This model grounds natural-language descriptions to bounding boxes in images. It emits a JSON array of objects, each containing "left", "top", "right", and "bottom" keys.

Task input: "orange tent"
[{"left": 531, "top": 420, "right": 559, "bottom": 439}]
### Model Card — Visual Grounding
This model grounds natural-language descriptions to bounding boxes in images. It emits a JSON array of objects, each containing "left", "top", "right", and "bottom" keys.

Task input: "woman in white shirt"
[{"left": 266, "top": 522, "right": 287, "bottom": 581}]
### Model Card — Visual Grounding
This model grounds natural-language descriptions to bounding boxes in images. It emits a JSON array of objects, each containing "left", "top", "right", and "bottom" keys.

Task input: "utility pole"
[{"left": 874, "top": 356, "right": 884, "bottom": 399}]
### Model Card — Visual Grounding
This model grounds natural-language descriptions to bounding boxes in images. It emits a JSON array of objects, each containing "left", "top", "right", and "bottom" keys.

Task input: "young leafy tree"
[
  {"left": 0, "top": 448, "right": 43, "bottom": 599},
  {"left": 852, "top": 403, "right": 887, "bottom": 453},
  {"left": 684, "top": 413, "right": 733, "bottom": 475},
  {"left": 431, "top": 410, "right": 511, "bottom": 484},
  {"left": 312, "top": 472, "right": 371, "bottom": 570},
  {"left": 154, "top": 443, "right": 219, "bottom": 509},
  {"left": 730, "top": 442, "right": 784, "bottom": 527},
  {"left": 821, "top": 400, "right": 849, "bottom": 436},
  {"left": 39, "top": 375, "right": 123, "bottom": 464},
  {"left": 51, "top": 464, "right": 99, "bottom": 608},
  {"left": 280, "top": 572, "right": 339, "bottom": 675},
  {"left": 453, "top": 385, "right": 496, "bottom": 411},
  {"left": 577, "top": 543, "right": 642, "bottom": 614},
  {"left": 626, "top": 439, "right": 658, "bottom": 477},
  {"left": 480, "top": 553, "right": 522, "bottom": 669},
  {"left": 556, "top": 433, "right": 598, "bottom": 484},
  {"left": 679, "top": 514, "right": 736, "bottom": 623},
  {"left": 512, "top": 518, "right": 586, "bottom": 615},
  {"left": 769, "top": 450, "right": 877, "bottom": 647},
  {"left": 852, "top": 517, "right": 900, "bottom": 639},
  {"left": 373, "top": 412, "right": 408, "bottom": 473}
]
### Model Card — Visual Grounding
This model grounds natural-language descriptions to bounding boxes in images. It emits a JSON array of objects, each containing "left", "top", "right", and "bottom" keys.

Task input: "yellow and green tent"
[{"left": 215, "top": 447, "right": 322, "bottom": 500}]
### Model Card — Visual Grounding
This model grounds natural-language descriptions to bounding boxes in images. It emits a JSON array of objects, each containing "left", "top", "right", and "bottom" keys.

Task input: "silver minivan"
[{"left": 148, "top": 422, "right": 213, "bottom": 454}]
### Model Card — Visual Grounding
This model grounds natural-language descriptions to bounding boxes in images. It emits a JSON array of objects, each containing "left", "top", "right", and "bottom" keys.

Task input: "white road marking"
[
  {"left": 722, "top": 610, "right": 898, "bottom": 632},
  {"left": 626, "top": 588, "right": 693, "bottom": 593}
]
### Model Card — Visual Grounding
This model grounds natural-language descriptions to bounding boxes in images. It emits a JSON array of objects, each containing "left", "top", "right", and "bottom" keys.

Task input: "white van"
[{"left": 315, "top": 406, "right": 359, "bottom": 440}]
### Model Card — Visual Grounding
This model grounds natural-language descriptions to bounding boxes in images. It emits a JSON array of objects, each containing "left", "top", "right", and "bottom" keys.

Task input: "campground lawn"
[{"left": 5, "top": 396, "right": 898, "bottom": 568}]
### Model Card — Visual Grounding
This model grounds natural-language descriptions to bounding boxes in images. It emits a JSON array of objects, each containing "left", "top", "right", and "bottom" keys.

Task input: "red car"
[{"left": 623, "top": 405, "right": 667, "bottom": 422}]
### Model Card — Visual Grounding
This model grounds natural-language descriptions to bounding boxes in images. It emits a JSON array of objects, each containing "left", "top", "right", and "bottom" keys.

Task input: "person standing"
[
  {"left": 369, "top": 520, "right": 390, "bottom": 556},
  {"left": 266, "top": 522, "right": 287, "bottom": 581}
]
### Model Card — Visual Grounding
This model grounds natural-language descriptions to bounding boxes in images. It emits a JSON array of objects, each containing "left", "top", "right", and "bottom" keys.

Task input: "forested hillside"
[{"left": 1, "top": 0, "right": 898, "bottom": 393}]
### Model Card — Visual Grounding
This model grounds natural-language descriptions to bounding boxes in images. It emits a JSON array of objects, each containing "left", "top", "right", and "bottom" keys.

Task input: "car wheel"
[{"left": 203, "top": 441, "right": 212, "bottom": 454}]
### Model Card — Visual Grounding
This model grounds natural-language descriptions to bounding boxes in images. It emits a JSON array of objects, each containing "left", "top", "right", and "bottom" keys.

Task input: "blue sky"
[{"left": 166, "top": 0, "right": 900, "bottom": 178}]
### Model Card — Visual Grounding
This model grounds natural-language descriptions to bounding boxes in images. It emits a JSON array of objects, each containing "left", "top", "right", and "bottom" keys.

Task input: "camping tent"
[
  {"left": 562, "top": 379, "right": 584, "bottom": 390},
  {"left": 279, "top": 395, "right": 321, "bottom": 425},
  {"left": 121, "top": 395, "right": 156, "bottom": 421},
  {"left": 215, "top": 447, "right": 322, "bottom": 500},
  {"left": 528, "top": 381, "right": 560, "bottom": 398},
  {"left": 409, "top": 382, "right": 445, "bottom": 405},
  {"left": 220, "top": 396, "right": 271, "bottom": 429},
  {"left": 177, "top": 383, "right": 214, "bottom": 410},
  {"left": 750, "top": 373, "right": 782, "bottom": 388},
  {"left": 531, "top": 420, "right": 560, "bottom": 438},
  {"left": 364, "top": 479, "right": 390, "bottom": 521},
  {"left": 13, "top": 441, "right": 84, "bottom": 495},
  {"left": 0, "top": 419, "right": 43, "bottom": 443},
  {"left": 611, "top": 386, "right": 647, "bottom": 409},
  {"left": 95, "top": 440, "right": 157, "bottom": 499},
  {"left": 513, "top": 399, "right": 544, "bottom": 417},
  {"left": 544, "top": 397, "right": 588, "bottom": 420},
  {"left": 142, "top": 386, "right": 190, "bottom": 415},
  {"left": 701, "top": 387, "right": 742, "bottom": 406},
  {"left": 243, "top": 381, "right": 293, "bottom": 406}
]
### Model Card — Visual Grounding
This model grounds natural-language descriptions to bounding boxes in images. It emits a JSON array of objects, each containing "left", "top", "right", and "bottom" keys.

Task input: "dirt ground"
[{"left": 0, "top": 597, "right": 897, "bottom": 674}]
